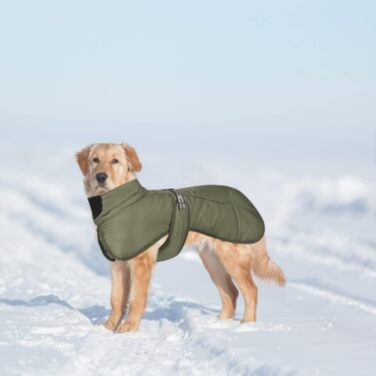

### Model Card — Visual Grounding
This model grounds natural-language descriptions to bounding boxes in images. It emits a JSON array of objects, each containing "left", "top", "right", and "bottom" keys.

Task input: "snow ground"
[{"left": 0, "top": 146, "right": 375, "bottom": 376}]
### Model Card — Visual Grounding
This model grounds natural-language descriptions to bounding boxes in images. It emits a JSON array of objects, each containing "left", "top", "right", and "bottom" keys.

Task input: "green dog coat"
[{"left": 88, "top": 179, "right": 265, "bottom": 262}]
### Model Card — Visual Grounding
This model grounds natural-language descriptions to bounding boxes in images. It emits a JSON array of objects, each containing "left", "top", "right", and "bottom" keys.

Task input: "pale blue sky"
[{"left": 0, "top": 1, "right": 375, "bottom": 165}]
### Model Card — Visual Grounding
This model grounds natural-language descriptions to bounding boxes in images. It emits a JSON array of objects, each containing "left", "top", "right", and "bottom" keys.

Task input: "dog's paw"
[
  {"left": 241, "top": 317, "right": 256, "bottom": 324},
  {"left": 114, "top": 322, "right": 139, "bottom": 333},
  {"left": 102, "top": 320, "right": 118, "bottom": 331},
  {"left": 219, "top": 312, "right": 235, "bottom": 320}
]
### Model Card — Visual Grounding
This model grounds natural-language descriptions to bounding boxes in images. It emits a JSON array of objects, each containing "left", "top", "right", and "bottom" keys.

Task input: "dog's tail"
[{"left": 250, "top": 236, "right": 286, "bottom": 286}]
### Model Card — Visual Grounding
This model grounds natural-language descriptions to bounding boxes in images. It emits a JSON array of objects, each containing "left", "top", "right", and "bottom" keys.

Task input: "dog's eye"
[
  {"left": 93, "top": 157, "right": 99, "bottom": 163},
  {"left": 111, "top": 159, "right": 119, "bottom": 164}
]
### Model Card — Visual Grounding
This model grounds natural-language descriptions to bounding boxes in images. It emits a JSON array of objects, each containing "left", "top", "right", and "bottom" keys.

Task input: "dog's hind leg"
[
  {"left": 199, "top": 242, "right": 239, "bottom": 320},
  {"left": 214, "top": 240, "right": 258, "bottom": 322},
  {"left": 103, "top": 260, "right": 130, "bottom": 331}
]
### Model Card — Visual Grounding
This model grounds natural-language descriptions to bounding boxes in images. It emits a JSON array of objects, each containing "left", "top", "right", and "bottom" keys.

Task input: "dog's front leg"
[
  {"left": 115, "top": 248, "right": 156, "bottom": 332},
  {"left": 103, "top": 260, "right": 130, "bottom": 331}
]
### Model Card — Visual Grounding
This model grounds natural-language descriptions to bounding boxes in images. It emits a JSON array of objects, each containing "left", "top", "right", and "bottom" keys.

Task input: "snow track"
[
  {"left": 0, "top": 159, "right": 375, "bottom": 375},
  {"left": 288, "top": 281, "right": 376, "bottom": 315}
]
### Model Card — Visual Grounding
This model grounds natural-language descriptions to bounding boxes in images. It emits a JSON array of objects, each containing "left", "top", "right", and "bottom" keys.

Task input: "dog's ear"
[
  {"left": 75, "top": 145, "right": 92, "bottom": 175},
  {"left": 123, "top": 144, "right": 142, "bottom": 172}
]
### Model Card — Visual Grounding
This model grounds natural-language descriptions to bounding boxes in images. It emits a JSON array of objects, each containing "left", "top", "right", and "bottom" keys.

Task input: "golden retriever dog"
[{"left": 76, "top": 143, "right": 285, "bottom": 332}]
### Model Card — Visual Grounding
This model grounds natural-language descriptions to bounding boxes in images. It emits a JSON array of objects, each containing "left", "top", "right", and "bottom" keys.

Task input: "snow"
[{"left": 0, "top": 146, "right": 375, "bottom": 375}]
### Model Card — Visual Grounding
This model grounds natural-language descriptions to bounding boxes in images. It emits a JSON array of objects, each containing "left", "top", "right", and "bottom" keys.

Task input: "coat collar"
[{"left": 88, "top": 179, "right": 146, "bottom": 224}]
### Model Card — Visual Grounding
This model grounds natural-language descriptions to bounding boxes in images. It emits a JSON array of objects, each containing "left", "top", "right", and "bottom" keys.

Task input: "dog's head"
[{"left": 75, "top": 143, "right": 142, "bottom": 197}]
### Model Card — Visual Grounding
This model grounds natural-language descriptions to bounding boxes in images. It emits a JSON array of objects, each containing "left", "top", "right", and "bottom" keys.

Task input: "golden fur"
[{"left": 76, "top": 143, "right": 286, "bottom": 332}]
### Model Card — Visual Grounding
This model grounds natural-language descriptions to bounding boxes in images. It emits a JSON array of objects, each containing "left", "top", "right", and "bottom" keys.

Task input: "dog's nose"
[{"left": 95, "top": 172, "right": 108, "bottom": 183}]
